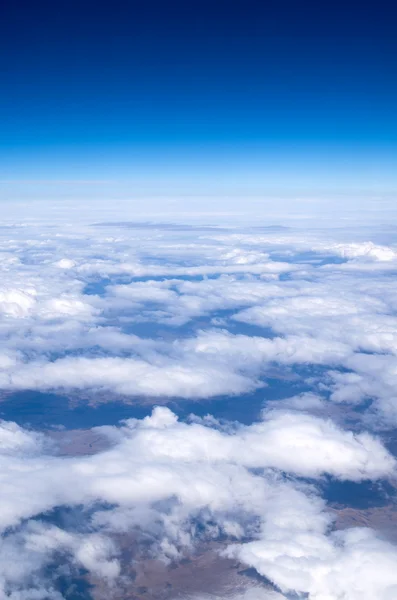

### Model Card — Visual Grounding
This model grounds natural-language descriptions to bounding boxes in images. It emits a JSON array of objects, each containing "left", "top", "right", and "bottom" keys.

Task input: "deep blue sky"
[{"left": 1, "top": 0, "right": 397, "bottom": 199}]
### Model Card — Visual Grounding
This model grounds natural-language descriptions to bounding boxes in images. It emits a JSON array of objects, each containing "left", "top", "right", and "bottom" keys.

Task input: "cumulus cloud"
[
  {"left": 0, "top": 521, "right": 119, "bottom": 599},
  {"left": 0, "top": 353, "right": 257, "bottom": 397},
  {"left": 0, "top": 406, "right": 395, "bottom": 597},
  {"left": 7, "top": 405, "right": 391, "bottom": 530},
  {"left": 0, "top": 326, "right": 356, "bottom": 398},
  {"left": 0, "top": 218, "right": 397, "bottom": 598},
  {"left": 0, "top": 220, "right": 397, "bottom": 423},
  {"left": 228, "top": 526, "right": 397, "bottom": 600},
  {"left": 115, "top": 406, "right": 395, "bottom": 481},
  {"left": 210, "top": 232, "right": 397, "bottom": 262}
]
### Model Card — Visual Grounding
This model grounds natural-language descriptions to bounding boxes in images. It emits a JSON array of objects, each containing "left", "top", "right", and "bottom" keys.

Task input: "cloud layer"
[
  {"left": 1, "top": 219, "right": 397, "bottom": 598},
  {"left": 0, "top": 406, "right": 396, "bottom": 599}
]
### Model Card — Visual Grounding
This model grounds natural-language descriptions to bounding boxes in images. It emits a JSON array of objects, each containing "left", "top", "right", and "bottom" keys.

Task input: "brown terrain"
[{"left": 89, "top": 541, "right": 275, "bottom": 600}]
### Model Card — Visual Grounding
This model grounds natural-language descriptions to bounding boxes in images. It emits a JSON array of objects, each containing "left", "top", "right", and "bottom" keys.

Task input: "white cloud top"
[{"left": 0, "top": 219, "right": 396, "bottom": 597}]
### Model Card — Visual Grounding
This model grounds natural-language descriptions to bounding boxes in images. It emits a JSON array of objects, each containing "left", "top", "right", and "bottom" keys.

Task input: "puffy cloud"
[
  {"left": 0, "top": 220, "right": 396, "bottom": 417},
  {"left": 210, "top": 232, "right": 397, "bottom": 263},
  {"left": 326, "top": 241, "right": 397, "bottom": 262},
  {"left": 1, "top": 218, "right": 397, "bottom": 598},
  {"left": 0, "top": 420, "right": 46, "bottom": 456},
  {"left": 53, "top": 258, "right": 76, "bottom": 269},
  {"left": 0, "top": 288, "right": 37, "bottom": 318},
  {"left": 324, "top": 353, "right": 397, "bottom": 427},
  {"left": 0, "top": 354, "right": 257, "bottom": 397},
  {"left": 0, "top": 521, "right": 119, "bottom": 599},
  {"left": 0, "top": 326, "right": 355, "bottom": 398},
  {"left": 0, "top": 404, "right": 394, "bottom": 598},
  {"left": 105, "top": 276, "right": 295, "bottom": 325},
  {"left": 115, "top": 406, "right": 395, "bottom": 481},
  {"left": 229, "top": 526, "right": 397, "bottom": 600}
]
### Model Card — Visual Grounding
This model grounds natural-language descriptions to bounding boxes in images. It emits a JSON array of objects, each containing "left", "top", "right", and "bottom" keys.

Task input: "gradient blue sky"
[{"left": 1, "top": 0, "right": 396, "bottom": 201}]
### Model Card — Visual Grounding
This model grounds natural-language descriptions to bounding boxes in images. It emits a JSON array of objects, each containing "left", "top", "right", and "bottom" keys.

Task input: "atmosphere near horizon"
[{"left": 1, "top": 0, "right": 396, "bottom": 214}]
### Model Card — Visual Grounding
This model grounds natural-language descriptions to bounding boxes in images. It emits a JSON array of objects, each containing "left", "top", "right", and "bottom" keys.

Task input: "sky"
[{"left": 1, "top": 0, "right": 397, "bottom": 205}]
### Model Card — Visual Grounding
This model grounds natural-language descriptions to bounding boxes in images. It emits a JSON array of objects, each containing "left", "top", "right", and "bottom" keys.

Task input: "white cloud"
[
  {"left": 115, "top": 406, "right": 395, "bottom": 481},
  {"left": 229, "top": 526, "right": 397, "bottom": 600},
  {"left": 0, "top": 327, "right": 355, "bottom": 398},
  {"left": 53, "top": 258, "right": 76, "bottom": 269},
  {"left": 0, "top": 218, "right": 397, "bottom": 598},
  {"left": 0, "top": 354, "right": 257, "bottom": 397},
  {"left": 0, "top": 288, "right": 37, "bottom": 318},
  {"left": 0, "top": 404, "right": 394, "bottom": 598}
]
